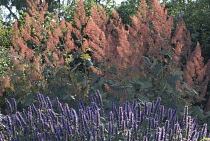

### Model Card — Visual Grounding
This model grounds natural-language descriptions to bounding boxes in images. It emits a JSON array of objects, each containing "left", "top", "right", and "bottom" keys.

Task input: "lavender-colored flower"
[
  {"left": 11, "top": 123, "right": 16, "bottom": 136},
  {"left": 150, "top": 101, "right": 155, "bottom": 114},
  {"left": 111, "top": 102, "right": 118, "bottom": 118},
  {"left": 190, "top": 130, "right": 197, "bottom": 140},
  {"left": 0, "top": 131, "right": 5, "bottom": 141},
  {"left": 14, "top": 115, "right": 21, "bottom": 127},
  {"left": 92, "top": 128, "right": 97, "bottom": 141},
  {"left": 95, "top": 90, "right": 103, "bottom": 107},
  {"left": 143, "top": 136, "right": 148, "bottom": 141},
  {"left": 164, "top": 120, "right": 169, "bottom": 134},
  {"left": 47, "top": 109, "right": 57, "bottom": 123},
  {"left": 5, "top": 99, "right": 12, "bottom": 113},
  {"left": 46, "top": 96, "right": 53, "bottom": 109},
  {"left": 78, "top": 98, "right": 85, "bottom": 110},
  {"left": 129, "top": 112, "right": 134, "bottom": 128},
  {"left": 154, "top": 127, "right": 162, "bottom": 141},
  {"left": 95, "top": 110, "right": 100, "bottom": 127},
  {"left": 109, "top": 111, "right": 114, "bottom": 122},
  {"left": 91, "top": 102, "right": 100, "bottom": 113},
  {"left": 184, "top": 106, "right": 189, "bottom": 124},
  {"left": 37, "top": 93, "right": 47, "bottom": 109},
  {"left": 144, "top": 102, "right": 148, "bottom": 116},
  {"left": 159, "top": 105, "right": 164, "bottom": 122},
  {"left": 108, "top": 121, "right": 113, "bottom": 136},
  {"left": 89, "top": 94, "right": 97, "bottom": 104},
  {"left": 16, "top": 112, "right": 26, "bottom": 127},
  {"left": 66, "top": 120, "right": 73, "bottom": 135},
  {"left": 127, "top": 130, "right": 131, "bottom": 141},
  {"left": 161, "top": 127, "right": 165, "bottom": 141},
  {"left": 37, "top": 132, "right": 44, "bottom": 141},
  {"left": 122, "top": 120, "right": 126, "bottom": 132},
  {"left": 154, "top": 97, "right": 161, "bottom": 114},
  {"left": 132, "top": 99, "right": 137, "bottom": 111},
  {"left": 199, "top": 123, "right": 208, "bottom": 140},
  {"left": 6, "top": 115, "right": 12, "bottom": 129},
  {"left": 1, "top": 92, "right": 209, "bottom": 140},
  {"left": 56, "top": 97, "right": 65, "bottom": 115},
  {"left": 99, "top": 124, "right": 104, "bottom": 141},
  {"left": 118, "top": 107, "right": 124, "bottom": 127},
  {"left": 186, "top": 116, "right": 192, "bottom": 139},
  {"left": 133, "top": 122, "right": 138, "bottom": 140},
  {"left": 30, "top": 103, "right": 38, "bottom": 118},
  {"left": 71, "top": 108, "right": 78, "bottom": 128},
  {"left": 11, "top": 98, "right": 17, "bottom": 113}
]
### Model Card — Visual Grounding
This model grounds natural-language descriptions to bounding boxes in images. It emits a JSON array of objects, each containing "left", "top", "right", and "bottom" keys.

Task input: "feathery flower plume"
[{"left": 183, "top": 43, "right": 209, "bottom": 102}]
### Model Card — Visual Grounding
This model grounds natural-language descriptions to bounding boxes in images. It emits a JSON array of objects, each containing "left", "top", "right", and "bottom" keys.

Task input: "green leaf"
[
  {"left": 167, "top": 74, "right": 180, "bottom": 88},
  {"left": 191, "top": 106, "right": 204, "bottom": 120}
]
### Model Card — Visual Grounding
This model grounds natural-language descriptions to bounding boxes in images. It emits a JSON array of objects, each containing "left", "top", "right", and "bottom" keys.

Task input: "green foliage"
[
  {"left": 165, "top": 0, "right": 210, "bottom": 61},
  {"left": 59, "top": 0, "right": 78, "bottom": 21},
  {"left": 0, "top": 9, "right": 13, "bottom": 48},
  {"left": 104, "top": 55, "right": 188, "bottom": 109},
  {"left": 0, "top": 10, "right": 13, "bottom": 78},
  {"left": 0, "top": 48, "right": 12, "bottom": 77},
  {"left": 116, "top": 0, "right": 139, "bottom": 24},
  {"left": 201, "top": 138, "right": 210, "bottom": 141}
]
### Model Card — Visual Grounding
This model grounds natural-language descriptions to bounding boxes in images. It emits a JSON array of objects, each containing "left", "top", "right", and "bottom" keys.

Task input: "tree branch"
[{"left": 5, "top": 5, "right": 18, "bottom": 20}]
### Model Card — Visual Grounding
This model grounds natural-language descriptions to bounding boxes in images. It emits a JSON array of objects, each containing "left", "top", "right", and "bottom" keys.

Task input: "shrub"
[{"left": 0, "top": 90, "right": 209, "bottom": 140}]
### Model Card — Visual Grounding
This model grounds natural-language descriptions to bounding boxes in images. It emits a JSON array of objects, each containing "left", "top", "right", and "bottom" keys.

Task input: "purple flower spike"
[
  {"left": 108, "top": 121, "right": 113, "bottom": 136},
  {"left": 99, "top": 124, "right": 104, "bottom": 141},
  {"left": 154, "top": 97, "right": 161, "bottom": 114},
  {"left": 143, "top": 136, "right": 148, "bottom": 141},
  {"left": 90, "top": 94, "right": 95, "bottom": 102},
  {"left": 190, "top": 130, "right": 197, "bottom": 140},
  {"left": 159, "top": 105, "right": 164, "bottom": 122},
  {"left": 56, "top": 97, "right": 64, "bottom": 115},
  {"left": 151, "top": 101, "right": 155, "bottom": 114},
  {"left": 31, "top": 103, "right": 38, "bottom": 118},
  {"left": 16, "top": 112, "right": 27, "bottom": 128},
  {"left": 11, "top": 98, "right": 17, "bottom": 113},
  {"left": 96, "top": 110, "right": 100, "bottom": 127},
  {"left": 184, "top": 106, "right": 189, "bottom": 124},
  {"left": 164, "top": 120, "right": 169, "bottom": 134},
  {"left": 155, "top": 128, "right": 161, "bottom": 141},
  {"left": 6, "top": 115, "right": 12, "bottom": 129},
  {"left": 95, "top": 90, "right": 103, "bottom": 106},
  {"left": 127, "top": 130, "right": 131, "bottom": 141},
  {"left": 0, "top": 132, "right": 5, "bottom": 141},
  {"left": 132, "top": 99, "right": 137, "bottom": 110},
  {"left": 5, "top": 98, "right": 12, "bottom": 113},
  {"left": 109, "top": 111, "right": 114, "bottom": 122},
  {"left": 200, "top": 123, "right": 208, "bottom": 140},
  {"left": 46, "top": 96, "right": 53, "bottom": 109},
  {"left": 144, "top": 102, "right": 148, "bottom": 116},
  {"left": 71, "top": 108, "right": 78, "bottom": 128},
  {"left": 37, "top": 93, "right": 47, "bottom": 109},
  {"left": 161, "top": 127, "right": 166, "bottom": 141},
  {"left": 118, "top": 107, "right": 124, "bottom": 127},
  {"left": 78, "top": 98, "right": 85, "bottom": 110},
  {"left": 37, "top": 133, "right": 44, "bottom": 141}
]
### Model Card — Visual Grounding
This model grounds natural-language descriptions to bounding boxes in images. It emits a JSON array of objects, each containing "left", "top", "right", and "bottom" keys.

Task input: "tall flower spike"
[
  {"left": 99, "top": 124, "right": 104, "bottom": 141},
  {"left": 11, "top": 98, "right": 17, "bottom": 113},
  {"left": 171, "top": 16, "right": 191, "bottom": 68},
  {"left": 5, "top": 98, "right": 12, "bottom": 113}
]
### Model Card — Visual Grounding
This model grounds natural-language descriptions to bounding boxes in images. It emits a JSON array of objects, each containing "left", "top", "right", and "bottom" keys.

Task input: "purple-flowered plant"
[{"left": 0, "top": 90, "right": 209, "bottom": 141}]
